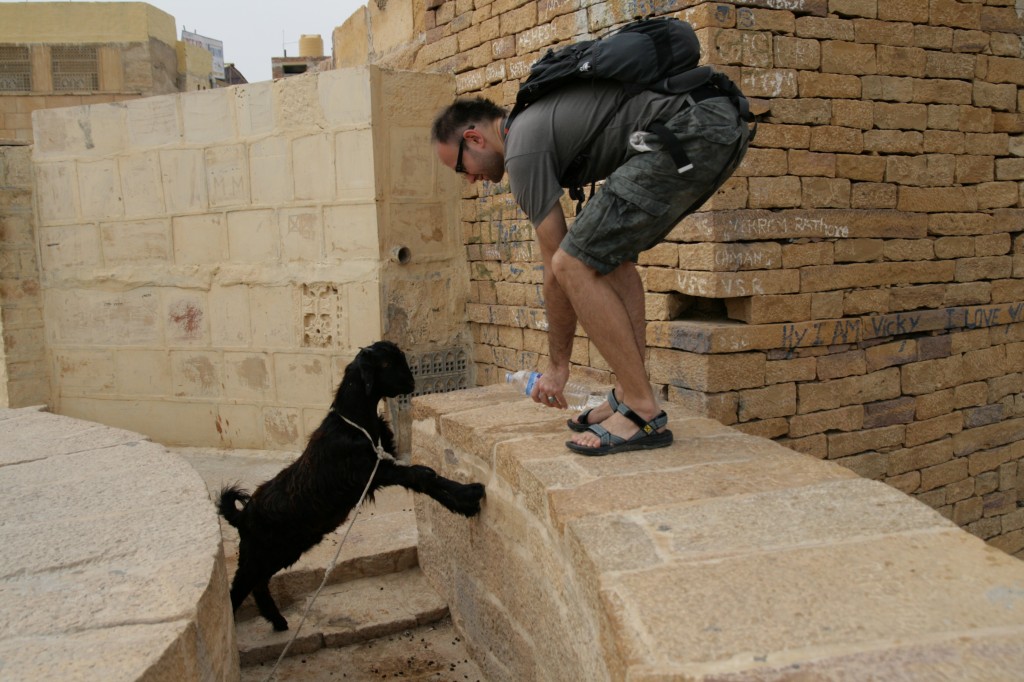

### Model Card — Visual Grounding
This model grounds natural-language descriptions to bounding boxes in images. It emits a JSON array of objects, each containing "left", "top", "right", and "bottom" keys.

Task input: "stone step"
[
  {"left": 239, "top": 616, "right": 486, "bottom": 682},
  {"left": 235, "top": 567, "right": 450, "bottom": 667}
]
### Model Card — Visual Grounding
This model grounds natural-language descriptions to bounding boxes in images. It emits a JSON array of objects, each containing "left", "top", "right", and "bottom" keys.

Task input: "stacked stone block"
[
  {"left": 417, "top": 0, "right": 1024, "bottom": 555},
  {"left": 0, "top": 144, "right": 47, "bottom": 408},
  {"left": 29, "top": 67, "right": 467, "bottom": 450}
]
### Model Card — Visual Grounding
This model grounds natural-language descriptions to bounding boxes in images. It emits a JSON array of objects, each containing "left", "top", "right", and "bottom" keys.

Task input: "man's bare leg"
[
  {"left": 569, "top": 260, "right": 648, "bottom": 427},
  {"left": 551, "top": 250, "right": 662, "bottom": 447}
]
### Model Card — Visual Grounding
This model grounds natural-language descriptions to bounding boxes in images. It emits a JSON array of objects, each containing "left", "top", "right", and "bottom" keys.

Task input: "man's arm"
[{"left": 533, "top": 203, "right": 577, "bottom": 404}]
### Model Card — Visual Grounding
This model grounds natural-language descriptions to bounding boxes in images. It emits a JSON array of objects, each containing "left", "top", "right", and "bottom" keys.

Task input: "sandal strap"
[
  {"left": 607, "top": 389, "right": 620, "bottom": 412},
  {"left": 615, "top": 402, "right": 669, "bottom": 434},
  {"left": 586, "top": 424, "right": 626, "bottom": 447}
]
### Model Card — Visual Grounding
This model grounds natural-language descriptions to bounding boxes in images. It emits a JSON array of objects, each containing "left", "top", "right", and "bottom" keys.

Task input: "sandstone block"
[
  {"left": 797, "top": 367, "right": 901, "bottom": 413},
  {"left": 798, "top": 71, "right": 862, "bottom": 98},
  {"left": 958, "top": 421, "right": 1024, "bottom": 460},
  {"left": 788, "top": 149, "right": 836, "bottom": 176},
  {"left": 828, "top": 424, "right": 906, "bottom": 459},
  {"left": 863, "top": 396, "right": 917, "bottom": 429},
  {"left": 876, "top": 45, "right": 926, "bottom": 77},
  {"left": 647, "top": 347, "right": 766, "bottom": 392},
  {"left": 645, "top": 268, "right": 800, "bottom": 298},
  {"left": 801, "top": 261, "right": 954, "bottom": 292},
  {"left": 821, "top": 40, "right": 877, "bottom": 75},
  {"left": 789, "top": 404, "right": 863, "bottom": 438},
  {"left": 809, "top": 126, "right": 864, "bottom": 153},
  {"left": 888, "top": 439, "right": 953, "bottom": 476},
  {"left": 738, "top": 382, "right": 796, "bottom": 421},
  {"left": 765, "top": 356, "right": 817, "bottom": 384},
  {"left": 726, "top": 294, "right": 812, "bottom": 324},
  {"left": 676, "top": 242, "right": 782, "bottom": 272},
  {"left": 906, "top": 411, "right": 965, "bottom": 448},
  {"left": 774, "top": 36, "right": 821, "bottom": 70}
]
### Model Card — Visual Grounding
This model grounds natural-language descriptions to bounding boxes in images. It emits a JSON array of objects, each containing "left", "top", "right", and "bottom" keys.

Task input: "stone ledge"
[
  {"left": 411, "top": 385, "right": 1024, "bottom": 681},
  {"left": 0, "top": 406, "right": 239, "bottom": 681}
]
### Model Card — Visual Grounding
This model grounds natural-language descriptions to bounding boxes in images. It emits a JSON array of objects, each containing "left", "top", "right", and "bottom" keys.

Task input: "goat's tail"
[{"left": 218, "top": 485, "right": 251, "bottom": 528}]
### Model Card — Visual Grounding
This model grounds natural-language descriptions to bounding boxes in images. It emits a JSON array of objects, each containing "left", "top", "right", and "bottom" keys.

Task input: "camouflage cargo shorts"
[{"left": 562, "top": 96, "right": 750, "bottom": 275}]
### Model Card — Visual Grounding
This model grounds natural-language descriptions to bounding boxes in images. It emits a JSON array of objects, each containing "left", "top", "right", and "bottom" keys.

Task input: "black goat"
[{"left": 218, "top": 340, "right": 485, "bottom": 631}]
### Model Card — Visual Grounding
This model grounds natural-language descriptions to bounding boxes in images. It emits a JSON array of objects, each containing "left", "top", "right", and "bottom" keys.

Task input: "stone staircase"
[{"left": 173, "top": 447, "right": 486, "bottom": 682}]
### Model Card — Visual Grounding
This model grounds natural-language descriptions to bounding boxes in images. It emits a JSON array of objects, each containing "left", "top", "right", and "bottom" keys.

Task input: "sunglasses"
[{"left": 455, "top": 125, "right": 474, "bottom": 174}]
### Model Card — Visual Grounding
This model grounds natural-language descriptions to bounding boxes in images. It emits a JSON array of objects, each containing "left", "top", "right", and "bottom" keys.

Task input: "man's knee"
[{"left": 551, "top": 248, "right": 584, "bottom": 278}]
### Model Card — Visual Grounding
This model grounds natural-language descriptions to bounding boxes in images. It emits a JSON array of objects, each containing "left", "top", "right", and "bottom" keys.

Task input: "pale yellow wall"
[
  {"left": 0, "top": 2, "right": 176, "bottom": 49},
  {"left": 177, "top": 42, "right": 214, "bottom": 90},
  {"left": 29, "top": 67, "right": 465, "bottom": 450}
]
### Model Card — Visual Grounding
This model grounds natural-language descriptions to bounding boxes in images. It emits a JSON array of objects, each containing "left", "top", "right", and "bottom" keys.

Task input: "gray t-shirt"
[{"left": 504, "top": 81, "right": 695, "bottom": 225}]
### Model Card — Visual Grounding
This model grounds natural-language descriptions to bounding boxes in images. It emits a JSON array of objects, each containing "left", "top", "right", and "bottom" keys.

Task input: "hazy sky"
[{"left": 7, "top": 0, "right": 369, "bottom": 83}]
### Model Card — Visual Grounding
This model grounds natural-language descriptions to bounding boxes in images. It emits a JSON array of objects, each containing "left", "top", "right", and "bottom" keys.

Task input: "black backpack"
[{"left": 504, "top": 17, "right": 756, "bottom": 210}]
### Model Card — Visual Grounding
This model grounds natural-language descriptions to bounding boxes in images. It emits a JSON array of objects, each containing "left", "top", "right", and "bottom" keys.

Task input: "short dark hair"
[{"left": 430, "top": 97, "right": 507, "bottom": 144}]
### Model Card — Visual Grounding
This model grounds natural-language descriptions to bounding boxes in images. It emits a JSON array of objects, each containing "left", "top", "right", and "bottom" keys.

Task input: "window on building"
[
  {"left": 0, "top": 46, "right": 31, "bottom": 92},
  {"left": 51, "top": 45, "right": 98, "bottom": 91}
]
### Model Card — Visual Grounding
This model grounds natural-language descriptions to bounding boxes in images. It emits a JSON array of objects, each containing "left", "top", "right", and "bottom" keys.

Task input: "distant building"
[
  {"left": 0, "top": 1, "right": 218, "bottom": 142},
  {"left": 219, "top": 63, "right": 248, "bottom": 87},
  {"left": 272, "top": 34, "right": 332, "bottom": 79}
]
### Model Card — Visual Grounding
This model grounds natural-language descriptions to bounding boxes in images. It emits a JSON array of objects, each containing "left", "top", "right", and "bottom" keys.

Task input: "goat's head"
[{"left": 350, "top": 340, "right": 415, "bottom": 399}]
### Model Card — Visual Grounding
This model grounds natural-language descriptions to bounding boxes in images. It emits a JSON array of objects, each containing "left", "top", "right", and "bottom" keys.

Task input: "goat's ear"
[{"left": 360, "top": 360, "right": 375, "bottom": 396}]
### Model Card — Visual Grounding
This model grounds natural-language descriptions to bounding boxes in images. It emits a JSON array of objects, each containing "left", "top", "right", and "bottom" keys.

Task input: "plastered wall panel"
[
  {"left": 164, "top": 291, "right": 209, "bottom": 345},
  {"left": 250, "top": 286, "right": 300, "bottom": 349},
  {"left": 119, "top": 152, "right": 166, "bottom": 218},
  {"left": 318, "top": 68, "right": 372, "bottom": 128},
  {"left": 209, "top": 285, "right": 252, "bottom": 348},
  {"left": 100, "top": 219, "right": 171, "bottom": 265},
  {"left": 38, "top": 225, "right": 101, "bottom": 271},
  {"left": 77, "top": 159, "right": 124, "bottom": 221},
  {"left": 160, "top": 149, "right": 208, "bottom": 213},
  {"left": 293, "top": 133, "right": 336, "bottom": 201},
  {"left": 125, "top": 95, "right": 181, "bottom": 148},
  {"left": 279, "top": 207, "right": 323, "bottom": 262},
  {"left": 234, "top": 82, "right": 274, "bottom": 137},
  {"left": 273, "top": 353, "right": 331, "bottom": 406},
  {"left": 388, "top": 127, "right": 436, "bottom": 200},
  {"left": 172, "top": 214, "right": 225, "bottom": 264},
  {"left": 46, "top": 288, "right": 162, "bottom": 346},
  {"left": 223, "top": 352, "right": 274, "bottom": 401},
  {"left": 206, "top": 144, "right": 250, "bottom": 209},
  {"left": 335, "top": 128, "right": 375, "bottom": 200},
  {"left": 170, "top": 350, "right": 222, "bottom": 398},
  {"left": 34, "top": 163, "right": 78, "bottom": 224},
  {"left": 249, "top": 137, "right": 292, "bottom": 206},
  {"left": 182, "top": 89, "right": 235, "bottom": 145},
  {"left": 324, "top": 203, "right": 379, "bottom": 261},
  {"left": 114, "top": 349, "right": 172, "bottom": 396},
  {"left": 227, "top": 209, "right": 278, "bottom": 262}
]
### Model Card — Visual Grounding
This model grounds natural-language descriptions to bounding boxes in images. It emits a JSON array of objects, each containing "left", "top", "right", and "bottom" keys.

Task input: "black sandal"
[{"left": 566, "top": 402, "right": 672, "bottom": 456}]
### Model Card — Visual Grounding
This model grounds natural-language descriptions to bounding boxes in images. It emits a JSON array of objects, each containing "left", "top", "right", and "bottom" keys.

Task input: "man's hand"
[{"left": 531, "top": 367, "right": 570, "bottom": 409}]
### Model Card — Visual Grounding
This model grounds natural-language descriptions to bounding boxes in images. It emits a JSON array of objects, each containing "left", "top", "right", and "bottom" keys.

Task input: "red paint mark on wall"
[{"left": 170, "top": 301, "right": 204, "bottom": 338}]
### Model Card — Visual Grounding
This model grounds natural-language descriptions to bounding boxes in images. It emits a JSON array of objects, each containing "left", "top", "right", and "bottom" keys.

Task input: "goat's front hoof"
[
  {"left": 272, "top": 618, "right": 289, "bottom": 632},
  {"left": 457, "top": 482, "right": 486, "bottom": 517}
]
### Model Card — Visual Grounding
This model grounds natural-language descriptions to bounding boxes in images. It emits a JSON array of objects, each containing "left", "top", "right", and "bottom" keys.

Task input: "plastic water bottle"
[{"left": 504, "top": 371, "right": 600, "bottom": 411}]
